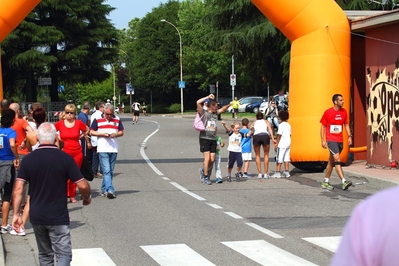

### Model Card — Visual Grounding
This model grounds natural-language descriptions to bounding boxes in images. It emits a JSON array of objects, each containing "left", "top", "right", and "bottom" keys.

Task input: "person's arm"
[
  {"left": 76, "top": 179, "right": 91, "bottom": 206},
  {"left": 345, "top": 123, "right": 352, "bottom": 146},
  {"left": 275, "top": 134, "right": 281, "bottom": 151},
  {"left": 9, "top": 138, "right": 20, "bottom": 169},
  {"left": 221, "top": 121, "right": 230, "bottom": 133},
  {"left": 217, "top": 101, "right": 232, "bottom": 115},
  {"left": 12, "top": 180, "right": 26, "bottom": 232},
  {"left": 110, "top": 130, "right": 124, "bottom": 139},
  {"left": 320, "top": 124, "right": 327, "bottom": 149},
  {"left": 196, "top": 94, "right": 214, "bottom": 114},
  {"left": 266, "top": 120, "right": 276, "bottom": 143}
]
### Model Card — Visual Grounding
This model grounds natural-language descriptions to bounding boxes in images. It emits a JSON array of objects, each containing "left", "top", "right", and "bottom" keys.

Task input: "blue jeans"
[
  {"left": 32, "top": 224, "right": 71, "bottom": 266},
  {"left": 99, "top": 152, "right": 117, "bottom": 194},
  {"left": 91, "top": 146, "right": 102, "bottom": 174}
]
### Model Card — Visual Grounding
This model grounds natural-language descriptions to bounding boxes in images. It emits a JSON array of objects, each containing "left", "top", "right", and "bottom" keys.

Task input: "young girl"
[
  {"left": 214, "top": 128, "right": 225, "bottom": 183},
  {"left": 221, "top": 121, "right": 253, "bottom": 182}
]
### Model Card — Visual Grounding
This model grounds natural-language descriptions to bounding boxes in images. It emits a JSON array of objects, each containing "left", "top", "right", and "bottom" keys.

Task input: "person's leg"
[
  {"left": 92, "top": 146, "right": 100, "bottom": 175},
  {"left": 215, "top": 153, "right": 221, "bottom": 179},
  {"left": 32, "top": 224, "right": 55, "bottom": 266},
  {"left": 99, "top": 152, "right": 111, "bottom": 194},
  {"left": 48, "top": 225, "right": 72, "bottom": 266},
  {"left": 254, "top": 146, "right": 261, "bottom": 174},
  {"left": 203, "top": 151, "right": 211, "bottom": 176},
  {"left": 108, "top": 153, "right": 118, "bottom": 193},
  {"left": 263, "top": 144, "right": 270, "bottom": 177},
  {"left": 1, "top": 166, "right": 15, "bottom": 231}
]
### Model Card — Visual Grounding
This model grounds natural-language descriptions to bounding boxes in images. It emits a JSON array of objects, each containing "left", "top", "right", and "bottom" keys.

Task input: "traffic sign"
[
  {"left": 209, "top": 85, "right": 215, "bottom": 94},
  {"left": 230, "top": 74, "right": 236, "bottom": 86},
  {"left": 178, "top": 81, "right": 185, "bottom": 89},
  {"left": 38, "top": 77, "right": 52, "bottom": 86}
]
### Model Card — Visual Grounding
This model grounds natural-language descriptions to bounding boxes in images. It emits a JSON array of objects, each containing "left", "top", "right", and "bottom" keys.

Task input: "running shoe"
[
  {"left": 215, "top": 177, "right": 223, "bottom": 183},
  {"left": 226, "top": 175, "right": 232, "bottom": 182},
  {"left": 321, "top": 181, "right": 334, "bottom": 190},
  {"left": 107, "top": 192, "right": 116, "bottom": 199},
  {"left": 283, "top": 171, "right": 291, "bottom": 178},
  {"left": 10, "top": 228, "right": 26, "bottom": 236},
  {"left": 342, "top": 180, "right": 353, "bottom": 190},
  {"left": 263, "top": 174, "right": 270, "bottom": 179},
  {"left": 258, "top": 173, "right": 263, "bottom": 179},
  {"left": 199, "top": 168, "right": 204, "bottom": 182},
  {"left": 203, "top": 177, "right": 212, "bottom": 185},
  {"left": 271, "top": 172, "right": 282, "bottom": 178},
  {"left": 0, "top": 224, "right": 12, "bottom": 234},
  {"left": 243, "top": 173, "right": 252, "bottom": 178},
  {"left": 235, "top": 172, "right": 241, "bottom": 181},
  {"left": 101, "top": 192, "right": 107, "bottom": 197}
]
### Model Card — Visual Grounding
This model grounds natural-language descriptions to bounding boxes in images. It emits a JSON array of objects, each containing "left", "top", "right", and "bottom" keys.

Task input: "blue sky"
[{"left": 106, "top": 0, "right": 168, "bottom": 29}]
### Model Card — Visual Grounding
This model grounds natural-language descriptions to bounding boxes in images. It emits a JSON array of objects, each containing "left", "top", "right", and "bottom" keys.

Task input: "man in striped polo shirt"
[{"left": 90, "top": 104, "right": 124, "bottom": 199}]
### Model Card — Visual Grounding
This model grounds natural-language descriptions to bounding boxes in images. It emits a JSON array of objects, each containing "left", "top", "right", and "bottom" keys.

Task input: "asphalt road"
[{"left": 2, "top": 114, "right": 395, "bottom": 265}]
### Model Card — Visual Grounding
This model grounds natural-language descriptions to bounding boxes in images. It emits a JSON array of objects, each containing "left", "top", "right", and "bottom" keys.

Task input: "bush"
[
  {"left": 152, "top": 104, "right": 168, "bottom": 113},
  {"left": 168, "top": 103, "right": 181, "bottom": 113}
]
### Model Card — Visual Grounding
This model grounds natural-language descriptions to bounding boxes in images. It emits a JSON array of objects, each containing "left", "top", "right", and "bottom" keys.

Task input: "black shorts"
[
  {"left": 3, "top": 166, "right": 15, "bottom": 202},
  {"left": 199, "top": 138, "right": 217, "bottom": 153},
  {"left": 133, "top": 110, "right": 140, "bottom": 116},
  {"left": 253, "top": 134, "right": 270, "bottom": 146},
  {"left": 327, "top": 142, "right": 343, "bottom": 156}
]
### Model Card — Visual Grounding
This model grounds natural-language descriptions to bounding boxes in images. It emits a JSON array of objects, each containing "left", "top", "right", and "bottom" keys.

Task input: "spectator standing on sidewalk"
[
  {"left": 272, "top": 110, "right": 291, "bottom": 178},
  {"left": 90, "top": 104, "right": 124, "bottom": 199},
  {"left": 231, "top": 97, "right": 239, "bottom": 119},
  {"left": 197, "top": 94, "right": 231, "bottom": 185},
  {"left": 90, "top": 101, "right": 105, "bottom": 178},
  {"left": 320, "top": 94, "right": 353, "bottom": 191},
  {"left": 77, "top": 102, "right": 92, "bottom": 159},
  {"left": 12, "top": 122, "right": 91, "bottom": 266},
  {"left": 10, "top": 103, "right": 34, "bottom": 159}
]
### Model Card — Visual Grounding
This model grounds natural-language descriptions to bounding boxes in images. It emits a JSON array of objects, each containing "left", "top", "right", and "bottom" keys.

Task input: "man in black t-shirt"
[{"left": 12, "top": 122, "right": 91, "bottom": 266}]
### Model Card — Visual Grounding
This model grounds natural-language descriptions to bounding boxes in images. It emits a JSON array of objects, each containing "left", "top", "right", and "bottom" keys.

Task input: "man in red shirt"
[{"left": 320, "top": 94, "right": 352, "bottom": 190}]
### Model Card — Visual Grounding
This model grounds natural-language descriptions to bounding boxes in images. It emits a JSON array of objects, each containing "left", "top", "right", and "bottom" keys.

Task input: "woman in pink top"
[{"left": 55, "top": 104, "right": 88, "bottom": 203}]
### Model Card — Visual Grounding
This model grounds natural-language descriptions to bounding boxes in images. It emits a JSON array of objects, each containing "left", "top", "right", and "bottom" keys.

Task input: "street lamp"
[{"left": 161, "top": 19, "right": 184, "bottom": 116}]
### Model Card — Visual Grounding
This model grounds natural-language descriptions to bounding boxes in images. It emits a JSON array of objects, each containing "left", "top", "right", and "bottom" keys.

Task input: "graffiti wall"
[{"left": 366, "top": 25, "right": 399, "bottom": 165}]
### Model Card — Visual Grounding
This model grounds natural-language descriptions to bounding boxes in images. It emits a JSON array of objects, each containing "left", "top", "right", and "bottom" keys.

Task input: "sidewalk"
[{"left": 0, "top": 113, "right": 397, "bottom": 265}]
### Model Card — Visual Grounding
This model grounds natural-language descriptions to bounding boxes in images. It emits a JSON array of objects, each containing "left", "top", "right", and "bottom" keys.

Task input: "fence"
[{"left": 21, "top": 101, "right": 69, "bottom": 123}]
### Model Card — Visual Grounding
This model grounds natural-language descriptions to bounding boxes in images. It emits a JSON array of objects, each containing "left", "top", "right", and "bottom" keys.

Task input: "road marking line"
[
  {"left": 246, "top": 223, "right": 283, "bottom": 239},
  {"left": 141, "top": 244, "right": 216, "bottom": 266},
  {"left": 140, "top": 123, "right": 164, "bottom": 176},
  {"left": 224, "top": 212, "right": 243, "bottom": 219},
  {"left": 206, "top": 203, "right": 223, "bottom": 209},
  {"left": 222, "top": 240, "right": 317, "bottom": 266},
  {"left": 71, "top": 248, "right": 116, "bottom": 266},
  {"left": 162, "top": 177, "right": 170, "bottom": 180},
  {"left": 170, "top": 182, "right": 206, "bottom": 201},
  {"left": 302, "top": 236, "right": 341, "bottom": 253}
]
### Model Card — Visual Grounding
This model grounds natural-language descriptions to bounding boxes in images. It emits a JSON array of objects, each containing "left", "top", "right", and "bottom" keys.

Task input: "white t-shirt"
[
  {"left": 90, "top": 110, "right": 103, "bottom": 147},
  {"left": 277, "top": 121, "right": 291, "bottom": 148},
  {"left": 132, "top": 102, "right": 140, "bottom": 111}
]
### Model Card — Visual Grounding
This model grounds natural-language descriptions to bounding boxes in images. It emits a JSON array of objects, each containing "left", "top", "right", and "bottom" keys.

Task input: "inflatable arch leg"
[
  {"left": 0, "top": 0, "right": 41, "bottom": 99},
  {"left": 251, "top": 0, "right": 351, "bottom": 171}
]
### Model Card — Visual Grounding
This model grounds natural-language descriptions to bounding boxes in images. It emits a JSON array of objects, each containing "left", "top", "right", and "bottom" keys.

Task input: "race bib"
[{"left": 330, "top": 125, "right": 342, "bottom": 134}]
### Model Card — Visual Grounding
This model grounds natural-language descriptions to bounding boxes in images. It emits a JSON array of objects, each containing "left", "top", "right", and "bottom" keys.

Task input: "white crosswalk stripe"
[
  {"left": 222, "top": 240, "right": 317, "bottom": 266},
  {"left": 71, "top": 248, "right": 116, "bottom": 266},
  {"left": 302, "top": 236, "right": 341, "bottom": 253},
  {"left": 141, "top": 244, "right": 216, "bottom": 266}
]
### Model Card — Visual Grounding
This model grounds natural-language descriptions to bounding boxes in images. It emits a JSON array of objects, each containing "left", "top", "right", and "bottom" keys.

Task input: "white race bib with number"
[{"left": 330, "top": 125, "right": 342, "bottom": 134}]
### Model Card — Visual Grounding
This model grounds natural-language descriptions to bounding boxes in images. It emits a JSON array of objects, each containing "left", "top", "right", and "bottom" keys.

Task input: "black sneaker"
[
  {"left": 107, "top": 192, "right": 116, "bottom": 199},
  {"left": 235, "top": 171, "right": 241, "bottom": 181}
]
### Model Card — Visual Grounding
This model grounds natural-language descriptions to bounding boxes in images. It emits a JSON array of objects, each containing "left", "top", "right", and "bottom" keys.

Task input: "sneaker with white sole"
[
  {"left": 321, "top": 181, "right": 334, "bottom": 190},
  {"left": 0, "top": 224, "right": 12, "bottom": 234},
  {"left": 243, "top": 173, "right": 252, "bottom": 178},
  {"left": 215, "top": 177, "right": 223, "bottom": 183},
  {"left": 107, "top": 192, "right": 116, "bottom": 199},
  {"left": 203, "top": 177, "right": 212, "bottom": 185},
  {"left": 101, "top": 192, "right": 107, "bottom": 197},
  {"left": 283, "top": 171, "right": 291, "bottom": 178},
  {"left": 271, "top": 172, "right": 282, "bottom": 178},
  {"left": 226, "top": 175, "right": 232, "bottom": 182},
  {"left": 263, "top": 174, "right": 270, "bottom": 179},
  {"left": 10, "top": 228, "right": 26, "bottom": 236},
  {"left": 234, "top": 172, "right": 241, "bottom": 181},
  {"left": 199, "top": 168, "right": 204, "bottom": 182},
  {"left": 258, "top": 173, "right": 263, "bottom": 179}
]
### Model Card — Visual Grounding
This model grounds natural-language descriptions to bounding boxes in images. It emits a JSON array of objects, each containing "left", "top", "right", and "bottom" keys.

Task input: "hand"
[
  {"left": 221, "top": 121, "right": 226, "bottom": 126},
  {"left": 321, "top": 141, "right": 327, "bottom": 149},
  {"left": 209, "top": 94, "right": 215, "bottom": 100}
]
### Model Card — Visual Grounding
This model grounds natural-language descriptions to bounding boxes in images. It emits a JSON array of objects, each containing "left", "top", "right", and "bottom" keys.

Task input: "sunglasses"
[{"left": 65, "top": 112, "right": 74, "bottom": 115}]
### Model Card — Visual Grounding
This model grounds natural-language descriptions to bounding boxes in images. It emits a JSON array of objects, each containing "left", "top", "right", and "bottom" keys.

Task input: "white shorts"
[
  {"left": 276, "top": 147, "right": 290, "bottom": 163},
  {"left": 242, "top": 152, "right": 252, "bottom": 161}
]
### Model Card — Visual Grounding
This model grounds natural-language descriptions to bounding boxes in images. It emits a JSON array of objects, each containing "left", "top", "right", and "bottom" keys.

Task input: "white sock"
[
  {"left": 324, "top": 178, "right": 329, "bottom": 182},
  {"left": 342, "top": 178, "right": 346, "bottom": 184}
]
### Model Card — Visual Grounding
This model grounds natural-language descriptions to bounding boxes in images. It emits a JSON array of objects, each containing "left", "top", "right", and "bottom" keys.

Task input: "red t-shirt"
[
  {"left": 320, "top": 107, "right": 348, "bottom": 142},
  {"left": 11, "top": 118, "right": 30, "bottom": 155},
  {"left": 55, "top": 119, "right": 86, "bottom": 167}
]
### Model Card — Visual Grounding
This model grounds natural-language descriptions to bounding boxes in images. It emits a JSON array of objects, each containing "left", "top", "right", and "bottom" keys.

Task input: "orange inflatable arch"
[
  {"left": 251, "top": 0, "right": 351, "bottom": 170},
  {"left": 0, "top": 0, "right": 41, "bottom": 99}
]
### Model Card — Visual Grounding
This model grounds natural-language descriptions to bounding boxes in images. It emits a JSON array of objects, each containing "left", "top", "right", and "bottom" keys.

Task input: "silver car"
[{"left": 227, "top": 96, "right": 264, "bottom": 113}]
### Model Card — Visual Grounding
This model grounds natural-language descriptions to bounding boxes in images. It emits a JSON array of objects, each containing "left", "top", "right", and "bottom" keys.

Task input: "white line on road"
[
  {"left": 246, "top": 223, "right": 284, "bottom": 239},
  {"left": 140, "top": 121, "right": 164, "bottom": 176},
  {"left": 141, "top": 244, "right": 216, "bottom": 266},
  {"left": 206, "top": 203, "right": 223, "bottom": 209},
  {"left": 222, "top": 240, "right": 317, "bottom": 266},
  {"left": 71, "top": 248, "right": 116, "bottom": 266},
  {"left": 170, "top": 182, "right": 206, "bottom": 201},
  {"left": 162, "top": 176, "right": 170, "bottom": 180},
  {"left": 302, "top": 236, "right": 341, "bottom": 253},
  {"left": 224, "top": 212, "right": 243, "bottom": 219}
]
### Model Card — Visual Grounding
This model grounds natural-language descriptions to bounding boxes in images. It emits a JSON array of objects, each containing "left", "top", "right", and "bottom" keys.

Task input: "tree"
[{"left": 1, "top": 0, "right": 119, "bottom": 102}]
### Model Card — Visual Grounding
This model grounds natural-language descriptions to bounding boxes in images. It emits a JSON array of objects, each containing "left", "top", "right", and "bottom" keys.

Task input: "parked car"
[
  {"left": 245, "top": 98, "right": 267, "bottom": 113},
  {"left": 227, "top": 96, "right": 264, "bottom": 113},
  {"left": 259, "top": 94, "right": 288, "bottom": 114}
]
